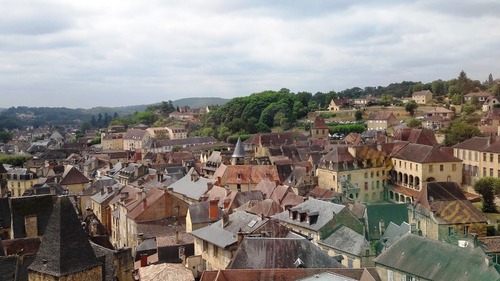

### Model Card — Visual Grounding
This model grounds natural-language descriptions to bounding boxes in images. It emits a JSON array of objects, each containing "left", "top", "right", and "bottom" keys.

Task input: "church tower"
[{"left": 231, "top": 138, "right": 247, "bottom": 165}]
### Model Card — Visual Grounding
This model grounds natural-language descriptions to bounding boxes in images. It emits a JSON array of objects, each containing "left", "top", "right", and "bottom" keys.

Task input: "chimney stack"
[
  {"left": 221, "top": 213, "right": 229, "bottom": 228},
  {"left": 140, "top": 253, "right": 148, "bottom": 267},
  {"left": 209, "top": 200, "right": 219, "bottom": 220}
]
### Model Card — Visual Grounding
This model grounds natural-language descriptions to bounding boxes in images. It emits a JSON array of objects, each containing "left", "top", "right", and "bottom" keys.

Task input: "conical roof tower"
[
  {"left": 28, "top": 196, "right": 102, "bottom": 279},
  {"left": 231, "top": 138, "right": 247, "bottom": 165}
]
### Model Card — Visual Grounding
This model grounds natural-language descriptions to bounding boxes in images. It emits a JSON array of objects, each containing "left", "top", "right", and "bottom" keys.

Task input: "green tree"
[
  {"left": 80, "top": 122, "right": 92, "bottom": 133},
  {"left": 404, "top": 101, "right": 419, "bottom": 116},
  {"left": 474, "top": 177, "right": 499, "bottom": 213},
  {"left": 407, "top": 118, "right": 422, "bottom": 128},
  {"left": 450, "top": 93, "right": 463, "bottom": 105},
  {"left": 355, "top": 110, "right": 363, "bottom": 121},
  {"left": 461, "top": 104, "right": 476, "bottom": 115},
  {"left": 0, "top": 131, "right": 13, "bottom": 143},
  {"left": 444, "top": 122, "right": 482, "bottom": 146}
]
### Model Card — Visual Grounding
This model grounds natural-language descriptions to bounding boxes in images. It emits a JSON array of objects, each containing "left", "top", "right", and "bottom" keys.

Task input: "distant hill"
[{"left": 171, "top": 97, "right": 229, "bottom": 108}]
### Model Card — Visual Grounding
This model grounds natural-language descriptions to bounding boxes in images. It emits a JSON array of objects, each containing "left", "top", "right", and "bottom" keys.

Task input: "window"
[
  {"left": 377, "top": 180, "right": 380, "bottom": 189},
  {"left": 475, "top": 152, "right": 478, "bottom": 161},
  {"left": 491, "top": 168, "right": 494, "bottom": 177},
  {"left": 429, "top": 165, "right": 433, "bottom": 173},
  {"left": 371, "top": 181, "right": 375, "bottom": 189},
  {"left": 348, "top": 258, "right": 353, "bottom": 268},
  {"left": 452, "top": 164, "right": 456, "bottom": 171},
  {"left": 440, "top": 165, "right": 444, "bottom": 172},
  {"left": 203, "top": 240, "right": 208, "bottom": 252},
  {"left": 213, "top": 245, "right": 219, "bottom": 257},
  {"left": 387, "top": 269, "right": 394, "bottom": 281},
  {"left": 364, "top": 182, "right": 368, "bottom": 190},
  {"left": 416, "top": 164, "right": 418, "bottom": 172},
  {"left": 484, "top": 153, "right": 487, "bottom": 162},
  {"left": 463, "top": 150, "right": 466, "bottom": 159},
  {"left": 468, "top": 151, "right": 472, "bottom": 161},
  {"left": 491, "top": 154, "right": 494, "bottom": 162},
  {"left": 464, "top": 225, "right": 470, "bottom": 235},
  {"left": 370, "top": 172, "right": 374, "bottom": 178},
  {"left": 410, "top": 163, "right": 412, "bottom": 170},
  {"left": 364, "top": 172, "right": 368, "bottom": 179},
  {"left": 237, "top": 184, "right": 241, "bottom": 192},
  {"left": 448, "top": 227, "right": 454, "bottom": 236},
  {"left": 483, "top": 168, "right": 487, "bottom": 177},
  {"left": 399, "top": 161, "right": 401, "bottom": 167}
]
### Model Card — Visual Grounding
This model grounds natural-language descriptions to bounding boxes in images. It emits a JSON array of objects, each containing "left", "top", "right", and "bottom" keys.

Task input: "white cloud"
[{"left": 0, "top": 0, "right": 499, "bottom": 108}]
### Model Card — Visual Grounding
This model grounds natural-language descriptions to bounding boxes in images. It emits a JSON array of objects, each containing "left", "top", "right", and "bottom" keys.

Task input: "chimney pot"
[{"left": 140, "top": 253, "right": 148, "bottom": 267}]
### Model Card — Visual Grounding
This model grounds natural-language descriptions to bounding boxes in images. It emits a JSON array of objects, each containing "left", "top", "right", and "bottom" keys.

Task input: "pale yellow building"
[
  {"left": 165, "top": 126, "right": 188, "bottom": 139},
  {"left": 389, "top": 143, "right": 462, "bottom": 203},
  {"left": 412, "top": 90, "right": 433, "bottom": 104},
  {"left": 101, "top": 133, "right": 124, "bottom": 150},
  {"left": 6, "top": 168, "right": 38, "bottom": 197},
  {"left": 123, "top": 129, "right": 151, "bottom": 151},
  {"left": 453, "top": 136, "right": 500, "bottom": 187}
]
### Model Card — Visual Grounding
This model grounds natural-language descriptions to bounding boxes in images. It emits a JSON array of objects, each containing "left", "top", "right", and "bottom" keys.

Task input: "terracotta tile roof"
[
  {"left": 453, "top": 136, "right": 500, "bottom": 153},
  {"left": 59, "top": 166, "right": 90, "bottom": 185},
  {"left": 412, "top": 90, "right": 432, "bottom": 97},
  {"left": 465, "top": 91, "right": 492, "bottom": 97},
  {"left": 244, "top": 132, "right": 308, "bottom": 147},
  {"left": 393, "top": 143, "right": 461, "bottom": 163},
  {"left": 313, "top": 116, "right": 329, "bottom": 129},
  {"left": 222, "top": 165, "right": 280, "bottom": 185},
  {"left": 368, "top": 112, "right": 395, "bottom": 121},
  {"left": 479, "top": 236, "right": 500, "bottom": 253},
  {"left": 138, "top": 263, "right": 194, "bottom": 281},
  {"left": 126, "top": 187, "right": 165, "bottom": 220},
  {"left": 200, "top": 268, "right": 380, "bottom": 281}
]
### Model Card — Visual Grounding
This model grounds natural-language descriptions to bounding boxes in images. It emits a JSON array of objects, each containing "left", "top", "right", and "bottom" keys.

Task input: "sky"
[{"left": 0, "top": 0, "right": 499, "bottom": 109}]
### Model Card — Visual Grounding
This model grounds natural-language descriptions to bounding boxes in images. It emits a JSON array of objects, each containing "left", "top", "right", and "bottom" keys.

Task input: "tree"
[
  {"left": 407, "top": 118, "right": 422, "bottom": 128},
  {"left": 80, "top": 122, "right": 91, "bottom": 133},
  {"left": 474, "top": 177, "right": 499, "bottom": 213},
  {"left": 0, "top": 131, "right": 13, "bottom": 143},
  {"left": 461, "top": 104, "right": 476, "bottom": 115},
  {"left": 444, "top": 122, "right": 482, "bottom": 146},
  {"left": 450, "top": 93, "right": 463, "bottom": 105},
  {"left": 404, "top": 101, "right": 418, "bottom": 116},
  {"left": 355, "top": 110, "right": 363, "bottom": 121}
]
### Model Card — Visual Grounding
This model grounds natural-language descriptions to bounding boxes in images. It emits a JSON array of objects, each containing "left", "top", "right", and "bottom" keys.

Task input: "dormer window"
[{"left": 237, "top": 173, "right": 242, "bottom": 180}]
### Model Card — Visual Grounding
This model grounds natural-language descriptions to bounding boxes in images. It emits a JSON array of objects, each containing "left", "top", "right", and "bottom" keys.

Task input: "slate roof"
[
  {"left": 318, "top": 226, "right": 370, "bottom": 257},
  {"left": 365, "top": 203, "right": 409, "bottom": 241},
  {"left": 10, "top": 195, "right": 55, "bottom": 239},
  {"left": 91, "top": 183, "right": 124, "bottom": 204},
  {"left": 379, "top": 222, "right": 411, "bottom": 249},
  {"left": 272, "top": 198, "right": 345, "bottom": 232},
  {"left": 123, "top": 129, "right": 148, "bottom": 140},
  {"left": 0, "top": 256, "right": 17, "bottom": 281},
  {"left": 0, "top": 164, "right": 7, "bottom": 174},
  {"left": 0, "top": 198, "right": 10, "bottom": 230},
  {"left": 168, "top": 168, "right": 215, "bottom": 201},
  {"left": 188, "top": 201, "right": 223, "bottom": 224},
  {"left": 28, "top": 197, "right": 101, "bottom": 277},
  {"left": 191, "top": 211, "right": 266, "bottom": 249},
  {"left": 232, "top": 138, "right": 247, "bottom": 158},
  {"left": 229, "top": 237, "right": 344, "bottom": 269},
  {"left": 91, "top": 242, "right": 117, "bottom": 281},
  {"left": 392, "top": 143, "right": 461, "bottom": 163},
  {"left": 374, "top": 234, "right": 500, "bottom": 281}
]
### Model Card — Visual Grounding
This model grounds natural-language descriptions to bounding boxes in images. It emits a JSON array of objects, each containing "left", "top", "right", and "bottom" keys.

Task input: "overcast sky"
[{"left": 0, "top": 0, "right": 499, "bottom": 108}]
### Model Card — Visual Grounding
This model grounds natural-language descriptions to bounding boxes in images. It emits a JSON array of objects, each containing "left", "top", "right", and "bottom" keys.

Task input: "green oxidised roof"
[{"left": 366, "top": 203, "right": 409, "bottom": 240}]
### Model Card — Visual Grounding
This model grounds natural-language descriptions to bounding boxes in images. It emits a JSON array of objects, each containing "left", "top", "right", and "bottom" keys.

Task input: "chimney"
[
  {"left": 142, "top": 198, "right": 147, "bottom": 210},
  {"left": 100, "top": 188, "right": 105, "bottom": 196},
  {"left": 486, "top": 256, "right": 494, "bottom": 267},
  {"left": 207, "top": 182, "right": 213, "bottom": 190},
  {"left": 223, "top": 199, "right": 230, "bottom": 210},
  {"left": 237, "top": 230, "right": 245, "bottom": 245},
  {"left": 221, "top": 212, "right": 229, "bottom": 228},
  {"left": 378, "top": 219, "right": 385, "bottom": 236},
  {"left": 209, "top": 200, "right": 219, "bottom": 220},
  {"left": 140, "top": 253, "right": 148, "bottom": 267},
  {"left": 472, "top": 233, "right": 478, "bottom": 248},
  {"left": 107, "top": 186, "right": 113, "bottom": 193}
]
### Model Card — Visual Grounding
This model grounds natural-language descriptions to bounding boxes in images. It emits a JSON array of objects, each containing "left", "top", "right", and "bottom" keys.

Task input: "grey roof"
[
  {"left": 90, "top": 183, "right": 124, "bottom": 204},
  {"left": 188, "top": 201, "right": 223, "bottom": 224},
  {"left": 374, "top": 234, "right": 500, "bottom": 281},
  {"left": 379, "top": 222, "right": 411, "bottom": 249},
  {"left": 271, "top": 198, "right": 345, "bottom": 232},
  {"left": 91, "top": 242, "right": 117, "bottom": 281},
  {"left": 156, "top": 136, "right": 218, "bottom": 147},
  {"left": 229, "top": 237, "right": 344, "bottom": 269},
  {"left": 0, "top": 256, "right": 17, "bottom": 280},
  {"left": 28, "top": 197, "right": 101, "bottom": 277},
  {"left": 0, "top": 198, "right": 10, "bottom": 230},
  {"left": 11, "top": 195, "right": 54, "bottom": 239},
  {"left": 318, "top": 226, "right": 370, "bottom": 257},
  {"left": 232, "top": 138, "right": 247, "bottom": 158},
  {"left": 298, "top": 272, "right": 357, "bottom": 281},
  {"left": 191, "top": 211, "right": 266, "bottom": 249},
  {"left": 167, "top": 168, "right": 214, "bottom": 201}
]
